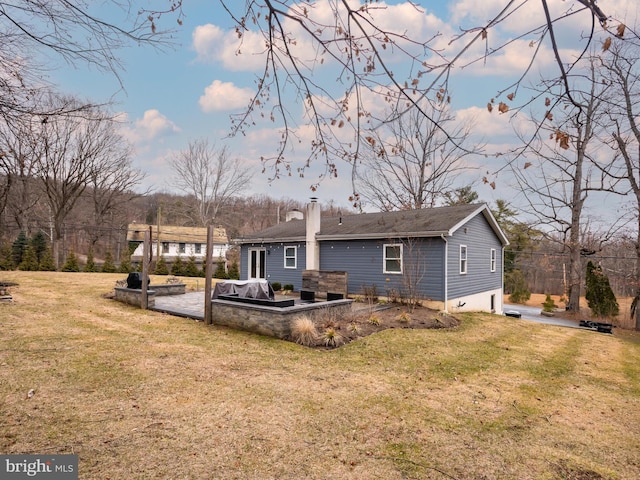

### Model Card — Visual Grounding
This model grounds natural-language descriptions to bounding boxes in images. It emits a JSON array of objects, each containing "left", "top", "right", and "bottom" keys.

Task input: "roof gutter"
[{"left": 317, "top": 230, "right": 451, "bottom": 241}]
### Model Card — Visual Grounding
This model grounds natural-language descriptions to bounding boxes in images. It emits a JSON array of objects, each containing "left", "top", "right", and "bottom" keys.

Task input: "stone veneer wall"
[
  {"left": 148, "top": 284, "right": 186, "bottom": 296},
  {"left": 302, "top": 270, "right": 348, "bottom": 299},
  {"left": 210, "top": 299, "right": 353, "bottom": 340},
  {"left": 114, "top": 287, "right": 156, "bottom": 308}
]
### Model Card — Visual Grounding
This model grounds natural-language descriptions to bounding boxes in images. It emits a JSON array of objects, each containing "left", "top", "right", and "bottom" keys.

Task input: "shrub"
[
  {"left": 171, "top": 256, "right": 186, "bottom": 276},
  {"left": 542, "top": 294, "right": 557, "bottom": 313},
  {"left": 18, "top": 245, "right": 39, "bottom": 271},
  {"left": 585, "top": 261, "right": 619, "bottom": 318},
  {"left": 291, "top": 316, "right": 318, "bottom": 346},
  {"left": 154, "top": 256, "right": 169, "bottom": 275},
  {"left": 118, "top": 253, "right": 133, "bottom": 273},
  {"left": 101, "top": 251, "right": 117, "bottom": 273},
  {"left": 83, "top": 248, "right": 97, "bottom": 272},
  {"left": 214, "top": 256, "right": 228, "bottom": 279},
  {"left": 397, "top": 312, "right": 411, "bottom": 324},
  {"left": 227, "top": 261, "right": 240, "bottom": 280},
  {"left": 39, "top": 248, "right": 56, "bottom": 271},
  {"left": 283, "top": 284, "right": 294, "bottom": 291},
  {"left": 368, "top": 315, "right": 381, "bottom": 326},
  {"left": 185, "top": 256, "right": 199, "bottom": 277},
  {"left": 322, "top": 327, "right": 343, "bottom": 348},
  {"left": 506, "top": 269, "right": 530, "bottom": 303},
  {"left": 0, "top": 243, "right": 15, "bottom": 270},
  {"left": 271, "top": 282, "right": 282, "bottom": 292},
  {"left": 61, "top": 250, "right": 80, "bottom": 272},
  {"left": 362, "top": 284, "right": 378, "bottom": 304}
]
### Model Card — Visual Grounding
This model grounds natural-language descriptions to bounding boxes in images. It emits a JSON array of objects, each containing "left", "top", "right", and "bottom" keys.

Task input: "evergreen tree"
[
  {"left": 83, "top": 248, "right": 97, "bottom": 272},
  {"left": 11, "top": 231, "right": 29, "bottom": 267},
  {"left": 61, "top": 250, "right": 80, "bottom": 272},
  {"left": 18, "top": 245, "right": 39, "bottom": 271},
  {"left": 154, "top": 256, "right": 169, "bottom": 275},
  {"left": 30, "top": 231, "right": 48, "bottom": 265},
  {"left": 0, "top": 243, "right": 15, "bottom": 270},
  {"left": 101, "top": 251, "right": 117, "bottom": 273},
  {"left": 171, "top": 256, "right": 186, "bottom": 276},
  {"left": 214, "top": 256, "right": 228, "bottom": 279},
  {"left": 118, "top": 252, "right": 133, "bottom": 273},
  {"left": 227, "top": 261, "right": 240, "bottom": 280},
  {"left": 185, "top": 255, "right": 199, "bottom": 277},
  {"left": 505, "top": 269, "right": 530, "bottom": 303},
  {"left": 39, "top": 247, "right": 57, "bottom": 271},
  {"left": 585, "top": 261, "right": 619, "bottom": 318}
]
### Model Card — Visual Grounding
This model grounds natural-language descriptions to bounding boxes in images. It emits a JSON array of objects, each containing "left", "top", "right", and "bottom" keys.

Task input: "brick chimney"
[{"left": 306, "top": 198, "right": 321, "bottom": 270}]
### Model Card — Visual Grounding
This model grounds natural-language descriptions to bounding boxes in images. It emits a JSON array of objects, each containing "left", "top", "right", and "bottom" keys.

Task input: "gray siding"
[
  {"left": 446, "top": 215, "right": 503, "bottom": 299},
  {"left": 240, "top": 242, "right": 307, "bottom": 290},
  {"left": 319, "top": 238, "right": 446, "bottom": 300}
]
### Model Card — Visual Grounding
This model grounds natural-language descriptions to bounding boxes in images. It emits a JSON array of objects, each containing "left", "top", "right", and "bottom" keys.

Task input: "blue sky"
[{"left": 47, "top": 0, "right": 639, "bottom": 213}]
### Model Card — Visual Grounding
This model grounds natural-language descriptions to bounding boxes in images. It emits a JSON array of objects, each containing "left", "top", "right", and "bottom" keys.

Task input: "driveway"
[{"left": 504, "top": 303, "right": 582, "bottom": 329}]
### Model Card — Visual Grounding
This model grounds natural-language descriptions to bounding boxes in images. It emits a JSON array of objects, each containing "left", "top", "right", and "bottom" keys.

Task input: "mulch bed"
[{"left": 313, "top": 303, "right": 460, "bottom": 348}]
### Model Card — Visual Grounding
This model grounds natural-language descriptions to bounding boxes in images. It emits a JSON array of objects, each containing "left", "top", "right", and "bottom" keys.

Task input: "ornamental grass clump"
[
  {"left": 291, "top": 316, "right": 318, "bottom": 347},
  {"left": 322, "top": 327, "right": 343, "bottom": 348}
]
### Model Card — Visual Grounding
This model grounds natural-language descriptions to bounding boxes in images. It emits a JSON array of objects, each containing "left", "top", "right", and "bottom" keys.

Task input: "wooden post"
[
  {"left": 204, "top": 225, "right": 214, "bottom": 325},
  {"left": 141, "top": 230, "right": 150, "bottom": 309}
]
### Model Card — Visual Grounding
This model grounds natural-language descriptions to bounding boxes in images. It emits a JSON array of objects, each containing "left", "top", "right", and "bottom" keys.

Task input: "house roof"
[
  {"left": 236, "top": 203, "right": 509, "bottom": 245},
  {"left": 127, "top": 224, "right": 228, "bottom": 244}
]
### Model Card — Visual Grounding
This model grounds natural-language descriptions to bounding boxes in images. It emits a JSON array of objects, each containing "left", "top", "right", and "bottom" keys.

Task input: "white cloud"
[
  {"left": 120, "top": 109, "right": 180, "bottom": 144},
  {"left": 192, "top": 23, "right": 266, "bottom": 71},
  {"left": 198, "top": 80, "right": 254, "bottom": 112}
]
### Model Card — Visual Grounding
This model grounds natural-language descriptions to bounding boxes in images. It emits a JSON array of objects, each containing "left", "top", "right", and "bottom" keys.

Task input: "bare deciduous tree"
[
  {"left": 357, "top": 97, "right": 478, "bottom": 211},
  {"left": 215, "top": 0, "right": 626, "bottom": 196},
  {"left": 600, "top": 39, "right": 640, "bottom": 329},
  {"left": 169, "top": 139, "right": 252, "bottom": 227},
  {"left": 33, "top": 96, "right": 140, "bottom": 267},
  {"left": 511, "top": 57, "right": 624, "bottom": 312}
]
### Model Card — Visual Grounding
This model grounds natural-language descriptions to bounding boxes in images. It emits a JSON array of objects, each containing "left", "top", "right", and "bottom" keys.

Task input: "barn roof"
[{"left": 127, "top": 224, "right": 228, "bottom": 244}]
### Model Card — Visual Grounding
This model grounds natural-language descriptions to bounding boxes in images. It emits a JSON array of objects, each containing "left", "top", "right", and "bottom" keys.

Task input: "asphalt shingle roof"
[{"left": 237, "top": 203, "right": 506, "bottom": 244}]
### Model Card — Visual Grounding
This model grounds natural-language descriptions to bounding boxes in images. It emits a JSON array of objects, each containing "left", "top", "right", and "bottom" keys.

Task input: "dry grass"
[
  {"left": 291, "top": 316, "right": 318, "bottom": 346},
  {"left": 1, "top": 272, "right": 640, "bottom": 479}
]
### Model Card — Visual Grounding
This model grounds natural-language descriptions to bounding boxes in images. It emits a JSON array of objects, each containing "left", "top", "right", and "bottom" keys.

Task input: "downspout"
[{"left": 441, "top": 234, "right": 448, "bottom": 313}]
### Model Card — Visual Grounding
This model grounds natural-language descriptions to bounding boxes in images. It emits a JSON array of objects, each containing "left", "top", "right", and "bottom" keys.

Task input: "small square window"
[
  {"left": 179, "top": 243, "right": 186, "bottom": 254},
  {"left": 195, "top": 243, "right": 202, "bottom": 254},
  {"left": 384, "top": 244, "right": 402, "bottom": 274}
]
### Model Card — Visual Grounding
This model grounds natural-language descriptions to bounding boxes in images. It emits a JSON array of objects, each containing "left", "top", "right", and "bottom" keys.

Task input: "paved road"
[{"left": 504, "top": 303, "right": 581, "bottom": 329}]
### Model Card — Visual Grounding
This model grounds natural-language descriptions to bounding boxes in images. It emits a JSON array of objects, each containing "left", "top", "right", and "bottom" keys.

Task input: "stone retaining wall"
[
  {"left": 148, "top": 284, "right": 186, "bottom": 296},
  {"left": 114, "top": 287, "right": 156, "bottom": 308},
  {"left": 210, "top": 298, "right": 353, "bottom": 340}
]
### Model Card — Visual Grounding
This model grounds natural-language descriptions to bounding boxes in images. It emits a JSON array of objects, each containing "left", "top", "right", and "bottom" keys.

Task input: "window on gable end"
[
  {"left": 490, "top": 248, "right": 496, "bottom": 272},
  {"left": 460, "top": 245, "right": 467, "bottom": 274}
]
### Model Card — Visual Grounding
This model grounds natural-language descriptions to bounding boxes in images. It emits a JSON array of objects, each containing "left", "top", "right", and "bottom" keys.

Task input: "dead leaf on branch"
[
  {"left": 481, "top": 29, "right": 487, "bottom": 40},
  {"left": 498, "top": 102, "right": 509, "bottom": 114},
  {"left": 545, "top": 111, "right": 553, "bottom": 121},
  {"left": 507, "top": 93, "right": 515, "bottom": 101},
  {"left": 487, "top": 102, "right": 493, "bottom": 113},
  {"left": 602, "top": 37, "right": 612, "bottom": 52},
  {"left": 524, "top": 162, "right": 532, "bottom": 169},
  {"left": 545, "top": 97, "right": 551, "bottom": 107},
  {"left": 616, "top": 24, "right": 626, "bottom": 38},
  {"left": 554, "top": 130, "right": 570, "bottom": 150}
]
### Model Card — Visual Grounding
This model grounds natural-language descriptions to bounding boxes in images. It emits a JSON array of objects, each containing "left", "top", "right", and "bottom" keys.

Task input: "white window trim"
[
  {"left": 490, "top": 248, "right": 496, "bottom": 272},
  {"left": 460, "top": 244, "right": 468, "bottom": 274},
  {"left": 284, "top": 246, "right": 297, "bottom": 269},
  {"left": 383, "top": 243, "right": 403, "bottom": 274}
]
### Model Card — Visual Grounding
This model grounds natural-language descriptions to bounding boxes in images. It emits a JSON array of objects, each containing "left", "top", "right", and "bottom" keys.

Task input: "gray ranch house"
[{"left": 235, "top": 200, "right": 509, "bottom": 314}]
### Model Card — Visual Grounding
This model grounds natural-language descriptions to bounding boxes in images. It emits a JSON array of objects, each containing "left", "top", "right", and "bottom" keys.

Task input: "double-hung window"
[
  {"left": 490, "top": 248, "right": 496, "bottom": 272},
  {"left": 284, "top": 246, "right": 297, "bottom": 269},
  {"left": 384, "top": 244, "right": 403, "bottom": 274},
  {"left": 460, "top": 245, "right": 468, "bottom": 274}
]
